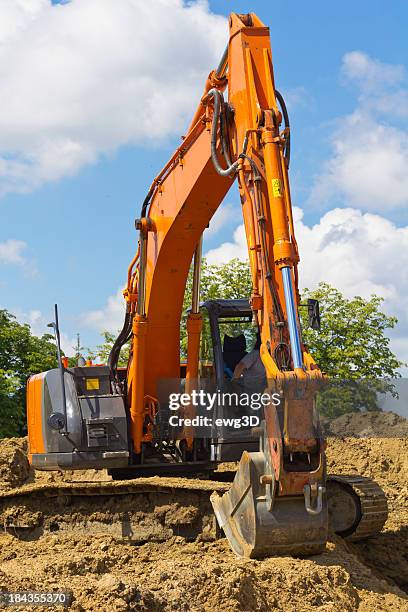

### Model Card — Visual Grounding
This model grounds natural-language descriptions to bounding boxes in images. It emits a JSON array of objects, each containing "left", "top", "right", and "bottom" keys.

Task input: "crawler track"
[
  {"left": 0, "top": 473, "right": 388, "bottom": 550},
  {"left": 0, "top": 478, "right": 229, "bottom": 543},
  {"left": 327, "top": 474, "right": 388, "bottom": 541}
]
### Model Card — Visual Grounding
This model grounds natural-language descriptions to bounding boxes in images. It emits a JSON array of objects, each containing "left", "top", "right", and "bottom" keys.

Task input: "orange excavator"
[{"left": 26, "top": 13, "right": 387, "bottom": 557}]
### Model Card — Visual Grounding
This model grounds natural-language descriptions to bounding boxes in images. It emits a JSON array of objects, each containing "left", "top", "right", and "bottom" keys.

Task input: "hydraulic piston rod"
[{"left": 281, "top": 266, "right": 303, "bottom": 370}]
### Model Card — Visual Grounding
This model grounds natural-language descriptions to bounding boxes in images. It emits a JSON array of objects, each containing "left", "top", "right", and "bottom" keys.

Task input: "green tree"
[
  {"left": 92, "top": 264, "right": 403, "bottom": 415},
  {"left": 91, "top": 331, "right": 130, "bottom": 367},
  {"left": 300, "top": 283, "right": 403, "bottom": 417},
  {"left": 0, "top": 309, "right": 58, "bottom": 437},
  {"left": 300, "top": 282, "right": 402, "bottom": 378}
]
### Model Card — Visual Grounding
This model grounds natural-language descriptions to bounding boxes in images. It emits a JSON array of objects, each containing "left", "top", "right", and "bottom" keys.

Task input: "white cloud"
[
  {"left": 206, "top": 224, "right": 247, "bottom": 263},
  {"left": 205, "top": 202, "right": 239, "bottom": 236},
  {"left": 0, "top": 238, "right": 38, "bottom": 277},
  {"left": 341, "top": 50, "right": 405, "bottom": 91},
  {"left": 80, "top": 287, "right": 125, "bottom": 333},
  {"left": 294, "top": 208, "right": 408, "bottom": 306},
  {"left": 311, "top": 114, "right": 408, "bottom": 210},
  {"left": 204, "top": 207, "right": 408, "bottom": 366},
  {"left": 369, "top": 90, "right": 408, "bottom": 119},
  {"left": 10, "top": 307, "right": 77, "bottom": 356},
  {"left": 0, "top": 0, "right": 226, "bottom": 195},
  {"left": 0, "top": 1, "right": 47, "bottom": 48},
  {"left": 0, "top": 239, "right": 27, "bottom": 265},
  {"left": 310, "top": 51, "right": 408, "bottom": 212}
]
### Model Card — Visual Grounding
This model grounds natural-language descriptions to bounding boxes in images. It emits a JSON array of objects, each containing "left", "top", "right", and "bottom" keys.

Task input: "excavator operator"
[{"left": 233, "top": 333, "right": 266, "bottom": 382}]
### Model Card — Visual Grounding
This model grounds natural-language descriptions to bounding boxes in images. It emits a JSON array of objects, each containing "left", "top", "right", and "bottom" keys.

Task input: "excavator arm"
[{"left": 122, "top": 12, "right": 321, "bottom": 451}]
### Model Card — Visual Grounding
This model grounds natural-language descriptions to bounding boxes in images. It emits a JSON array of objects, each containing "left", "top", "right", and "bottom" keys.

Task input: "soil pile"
[
  {"left": 0, "top": 437, "right": 30, "bottom": 488},
  {"left": 0, "top": 413, "right": 407, "bottom": 611},
  {"left": 0, "top": 436, "right": 112, "bottom": 489},
  {"left": 325, "top": 410, "right": 408, "bottom": 438},
  {"left": 326, "top": 434, "right": 408, "bottom": 596},
  {"left": 0, "top": 531, "right": 406, "bottom": 611}
]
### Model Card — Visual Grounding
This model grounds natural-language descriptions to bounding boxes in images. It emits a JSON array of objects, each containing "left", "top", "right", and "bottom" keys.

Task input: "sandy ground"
[{"left": 0, "top": 414, "right": 407, "bottom": 611}]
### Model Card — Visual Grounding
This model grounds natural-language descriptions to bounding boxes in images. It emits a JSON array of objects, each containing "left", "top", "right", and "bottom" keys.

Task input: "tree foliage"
[
  {"left": 76, "top": 263, "right": 404, "bottom": 419},
  {"left": 300, "top": 283, "right": 402, "bottom": 378},
  {"left": 300, "top": 283, "right": 403, "bottom": 417},
  {"left": 90, "top": 331, "right": 130, "bottom": 368},
  {"left": 0, "top": 309, "right": 58, "bottom": 437}
]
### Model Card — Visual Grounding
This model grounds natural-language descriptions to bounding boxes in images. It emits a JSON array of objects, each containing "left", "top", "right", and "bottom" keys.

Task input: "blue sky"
[{"left": 1, "top": 0, "right": 407, "bottom": 366}]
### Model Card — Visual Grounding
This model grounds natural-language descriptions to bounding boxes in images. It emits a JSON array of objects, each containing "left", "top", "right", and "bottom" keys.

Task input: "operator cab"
[
  {"left": 199, "top": 299, "right": 258, "bottom": 385},
  {"left": 199, "top": 299, "right": 261, "bottom": 461}
]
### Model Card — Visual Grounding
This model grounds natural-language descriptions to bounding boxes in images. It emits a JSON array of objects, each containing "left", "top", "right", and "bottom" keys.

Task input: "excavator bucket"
[
  {"left": 211, "top": 449, "right": 328, "bottom": 558},
  {"left": 210, "top": 445, "right": 388, "bottom": 558}
]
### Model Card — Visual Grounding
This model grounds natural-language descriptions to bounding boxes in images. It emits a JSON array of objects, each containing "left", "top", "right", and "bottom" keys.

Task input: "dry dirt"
[{"left": 0, "top": 413, "right": 407, "bottom": 611}]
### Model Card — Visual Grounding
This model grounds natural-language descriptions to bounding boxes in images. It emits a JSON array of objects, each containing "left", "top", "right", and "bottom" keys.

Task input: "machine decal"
[
  {"left": 86, "top": 378, "right": 100, "bottom": 390},
  {"left": 272, "top": 178, "right": 283, "bottom": 198}
]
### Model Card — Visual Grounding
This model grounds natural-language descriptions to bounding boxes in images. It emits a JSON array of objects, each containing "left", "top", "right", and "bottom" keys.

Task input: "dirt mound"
[
  {"left": 325, "top": 411, "right": 408, "bottom": 438},
  {"left": 326, "top": 437, "right": 408, "bottom": 500},
  {"left": 0, "top": 436, "right": 113, "bottom": 489},
  {"left": 326, "top": 435, "right": 408, "bottom": 596},
  {"left": 0, "top": 532, "right": 406, "bottom": 611},
  {"left": 0, "top": 437, "right": 30, "bottom": 488},
  {"left": 0, "top": 432, "right": 407, "bottom": 610}
]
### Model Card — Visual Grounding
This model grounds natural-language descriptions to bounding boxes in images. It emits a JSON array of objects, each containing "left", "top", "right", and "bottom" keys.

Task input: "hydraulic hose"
[
  {"left": 108, "top": 309, "right": 133, "bottom": 384},
  {"left": 239, "top": 153, "right": 284, "bottom": 323},
  {"left": 215, "top": 46, "right": 228, "bottom": 80},
  {"left": 207, "top": 88, "right": 242, "bottom": 177},
  {"left": 140, "top": 186, "right": 155, "bottom": 218},
  {"left": 275, "top": 89, "right": 290, "bottom": 167}
]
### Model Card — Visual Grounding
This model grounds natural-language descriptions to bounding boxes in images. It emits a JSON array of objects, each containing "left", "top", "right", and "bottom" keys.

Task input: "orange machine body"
[
  {"left": 125, "top": 13, "right": 321, "bottom": 458},
  {"left": 26, "top": 372, "right": 45, "bottom": 459}
]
